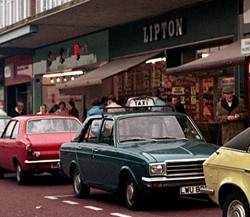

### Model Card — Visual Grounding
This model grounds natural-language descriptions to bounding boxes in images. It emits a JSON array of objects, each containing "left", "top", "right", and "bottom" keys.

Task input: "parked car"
[
  {"left": 0, "top": 114, "right": 82, "bottom": 184},
  {"left": 0, "top": 115, "right": 11, "bottom": 136},
  {"left": 202, "top": 127, "right": 250, "bottom": 217},
  {"left": 60, "top": 106, "right": 218, "bottom": 210}
]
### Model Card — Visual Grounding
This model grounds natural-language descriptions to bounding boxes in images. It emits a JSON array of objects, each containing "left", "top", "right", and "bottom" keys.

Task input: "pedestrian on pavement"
[
  {"left": 37, "top": 104, "right": 48, "bottom": 114},
  {"left": 0, "top": 102, "right": 7, "bottom": 116},
  {"left": 172, "top": 96, "right": 185, "bottom": 113},
  {"left": 87, "top": 98, "right": 103, "bottom": 117},
  {"left": 106, "top": 95, "right": 125, "bottom": 113},
  {"left": 68, "top": 100, "right": 79, "bottom": 118},
  {"left": 215, "top": 86, "right": 248, "bottom": 144},
  {"left": 9, "top": 101, "right": 27, "bottom": 117},
  {"left": 48, "top": 104, "right": 59, "bottom": 113},
  {"left": 55, "top": 101, "right": 68, "bottom": 114},
  {"left": 151, "top": 88, "right": 166, "bottom": 111}
]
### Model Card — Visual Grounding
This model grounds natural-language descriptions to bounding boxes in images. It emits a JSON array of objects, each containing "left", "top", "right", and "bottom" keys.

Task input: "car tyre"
[
  {"left": 124, "top": 174, "right": 141, "bottom": 210},
  {"left": 72, "top": 168, "right": 90, "bottom": 198},
  {"left": 223, "top": 191, "right": 250, "bottom": 217},
  {"left": 16, "top": 163, "right": 28, "bottom": 185}
]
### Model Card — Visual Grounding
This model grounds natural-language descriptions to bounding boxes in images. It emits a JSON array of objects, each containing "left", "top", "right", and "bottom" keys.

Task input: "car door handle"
[
  {"left": 92, "top": 148, "right": 98, "bottom": 153},
  {"left": 245, "top": 168, "right": 250, "bottom": 173},
  {"left": 76, "top": 146, "right": 81, "bottom": 150}
]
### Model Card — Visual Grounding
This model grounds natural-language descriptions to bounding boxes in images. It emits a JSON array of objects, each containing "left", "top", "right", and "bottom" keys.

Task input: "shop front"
[
  {"left": 106, "top": 0, "right": 241, "bottom": 145},
  {"left": 164, "top": 38, "right": 247, "bottom": 145},
  {"left": 56, "top": 0, "right": 243, "bottom": 145},
  {"left": 33, "top": 30, "right": 109, "bottom": 121},
  {"left": 4, "top": 56, "right": 33, "bottom": 115}
]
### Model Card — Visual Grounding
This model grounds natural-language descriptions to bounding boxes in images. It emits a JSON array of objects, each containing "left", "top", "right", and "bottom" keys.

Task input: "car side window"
[
  {"left": 84, "top": 119, "right": 102, "bottom": 143},
  {"left": 100, "top": 120, "right": 114, "bottom": 146},
  {"left": 3, "top": 120, "right": 17, "bottom": 139},
  {"left": 11, "top": 122, "right": 19, "bottom": 139}
]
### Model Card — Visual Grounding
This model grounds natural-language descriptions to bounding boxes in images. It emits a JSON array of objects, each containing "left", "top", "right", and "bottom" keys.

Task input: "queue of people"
[{"left": 3, "top": 85, "right": 250, "bottom": 146}]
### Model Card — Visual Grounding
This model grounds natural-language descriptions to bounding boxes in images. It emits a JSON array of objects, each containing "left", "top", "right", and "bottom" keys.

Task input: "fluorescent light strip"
[
  {"left": 146, "top": 57, "right": 166, "bottom": 64},
  {"left": 43, "top": 70, "right": 83, "bottom": 78}
]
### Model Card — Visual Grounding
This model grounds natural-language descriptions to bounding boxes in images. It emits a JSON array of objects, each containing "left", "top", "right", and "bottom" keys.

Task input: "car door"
[
  {"left": 0, "top": 120, "right": 19, "bottom": 170},
  {"left": 76, "top": 118, "right": 103, "bottom": 184},
  {"left": 90, "top": 119, "right": 118, "bottom": 189}
]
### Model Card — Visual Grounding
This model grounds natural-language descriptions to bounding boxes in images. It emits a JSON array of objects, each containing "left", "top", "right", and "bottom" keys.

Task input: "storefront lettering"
[
  {"left": 143, "top": 18, "right": 183, "bottom": 43},
  {"left": 59, "top": 48, "right": 65, "bottom": 63},
  {"left": 46, "top": 41, "right": 90, "bottom": 69},
  {"left": 74, "top": 43, "right": 80, "bottom": 60}
]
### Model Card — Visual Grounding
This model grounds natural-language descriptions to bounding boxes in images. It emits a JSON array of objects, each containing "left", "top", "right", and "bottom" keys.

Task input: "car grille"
[{"left": 165, "top": 159, "right": 205, "bottom": 178}]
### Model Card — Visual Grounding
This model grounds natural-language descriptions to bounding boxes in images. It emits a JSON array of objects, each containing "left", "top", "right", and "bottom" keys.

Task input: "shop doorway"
[{"left": 6, "top": 83, "right": 32, "bottom": 115}]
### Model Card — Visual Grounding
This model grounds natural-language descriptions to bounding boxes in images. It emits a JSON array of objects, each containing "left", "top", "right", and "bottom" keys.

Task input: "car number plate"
[
  {"left": 180, "top": 185, "right": 206, "bottom": 195},
  {"left": 51, "top": 163, "right": 59, "bottom": 169}
]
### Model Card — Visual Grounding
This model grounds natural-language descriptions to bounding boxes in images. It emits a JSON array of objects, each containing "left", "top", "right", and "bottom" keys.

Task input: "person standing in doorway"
[
  {"left": 215, "top": 86, "right": 248, "bottom": 145},
  {"left": 9, "top": 101, "right": 27, "bottom": 117}
]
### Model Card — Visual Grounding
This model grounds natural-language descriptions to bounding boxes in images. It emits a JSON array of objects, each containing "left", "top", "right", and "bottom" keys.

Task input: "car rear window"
[{"left": 27, "top": 118, "right": 81, "bottom": 134}]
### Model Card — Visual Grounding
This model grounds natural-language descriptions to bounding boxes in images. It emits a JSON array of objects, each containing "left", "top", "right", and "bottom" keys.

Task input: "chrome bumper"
[
  {"left": 200, "top": 187, "right": 214, "bottom": 195},
  {"left": 142, "top": 176, "right": 205, "bottom": 188},
  {"left": 142, "top": 176, "right": 204, "bottom": 182},
  {"left": 24, "top": 159, "right": 60, "bottom": 164}
]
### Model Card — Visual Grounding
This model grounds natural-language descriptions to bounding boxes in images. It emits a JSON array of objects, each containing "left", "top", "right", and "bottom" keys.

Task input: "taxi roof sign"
[{"left": 126, "top": 97, "right": 155, "bottom": 107}]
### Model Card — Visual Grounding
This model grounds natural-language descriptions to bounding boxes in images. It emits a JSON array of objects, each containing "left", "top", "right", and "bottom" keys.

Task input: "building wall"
[{"left": 109, "top": 0, "right": 239, "bottom": 58}]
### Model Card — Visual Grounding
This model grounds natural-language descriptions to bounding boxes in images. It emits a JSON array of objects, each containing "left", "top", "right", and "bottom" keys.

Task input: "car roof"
[
  {"left": 91, "top": 111, "right": 186, "bottom": 119},
  {"left": 10, "top": 114, "right": 80, "bottom": 121}
]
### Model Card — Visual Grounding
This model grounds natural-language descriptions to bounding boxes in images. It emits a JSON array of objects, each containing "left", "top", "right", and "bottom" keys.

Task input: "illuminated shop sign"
[{"left": 143, "top": 17, "right": 184, "bottom": 43}]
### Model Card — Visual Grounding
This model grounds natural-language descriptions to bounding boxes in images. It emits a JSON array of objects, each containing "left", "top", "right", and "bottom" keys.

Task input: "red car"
[{"left": 0, "top": 114, "right": 81, "bottom": 184}]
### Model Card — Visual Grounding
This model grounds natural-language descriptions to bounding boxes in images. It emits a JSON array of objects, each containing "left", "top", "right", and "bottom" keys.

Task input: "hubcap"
[
  {"left": 227, "top": 199, "right": 246, "bottom": 217},
  {"left": 126, "top": 181, "right": 134, "bottom": 204},
  {"left": 74, "top": 173, "right": 81, "bottom": 193},
  {"left": 16, "top": 165, "right": 21, "bottom": 181}
]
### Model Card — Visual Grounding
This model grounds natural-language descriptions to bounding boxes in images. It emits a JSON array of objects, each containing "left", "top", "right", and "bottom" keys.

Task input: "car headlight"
[{"left": 149, "top": 164, "right": 165, "bottom": 175}]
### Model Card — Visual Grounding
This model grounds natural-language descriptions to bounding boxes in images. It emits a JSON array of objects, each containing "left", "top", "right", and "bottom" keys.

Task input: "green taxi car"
[
  {"left": 202, "top": 127, "right": 250, "bottom": 217},
  {"left": 60, "top": 110, "right": 218, "bottom": 210}
]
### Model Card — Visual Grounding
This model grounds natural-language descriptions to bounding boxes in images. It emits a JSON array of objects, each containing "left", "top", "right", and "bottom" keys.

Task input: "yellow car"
[{"left": 202, "top": 127, "right": 250, "bottom": 217}]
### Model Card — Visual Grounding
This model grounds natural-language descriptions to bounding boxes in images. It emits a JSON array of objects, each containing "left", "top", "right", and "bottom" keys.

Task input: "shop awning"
[
  {"left": 164, "top": 38, "right": 247, "bottom": 75},
  {"left": 57, "top": 51, "right": 161, "bottom": 95}
]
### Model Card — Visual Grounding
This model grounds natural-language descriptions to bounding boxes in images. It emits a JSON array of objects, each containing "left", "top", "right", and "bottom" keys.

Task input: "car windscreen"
[
  {"left": 27, "top": 118, "right": 81, "bottom": 134},
  {"left": 118, "top": 115, "right": 202, "bottom": 143}
]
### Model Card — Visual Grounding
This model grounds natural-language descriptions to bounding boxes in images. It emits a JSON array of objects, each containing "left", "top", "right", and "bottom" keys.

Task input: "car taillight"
[
  {"left": 26, "top": 144, "right": 33, "bottom": 156},
  {"left": 26, "top": 145, "right": 40, "bottom": 158}
]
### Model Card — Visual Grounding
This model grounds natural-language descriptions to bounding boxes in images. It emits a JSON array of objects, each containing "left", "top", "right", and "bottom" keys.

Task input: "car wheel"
[
  {"left": 124, "top": 175, "right": 140, "bottom": 210},
  {"left": 16, "top": 163, "right": 28, "bottom": 185},
  {"left": 72, "top": 168, "right": 90, "bottom": 198},
  {"left": 223, "top": 191, "right": 250, "bottom": 217}
]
